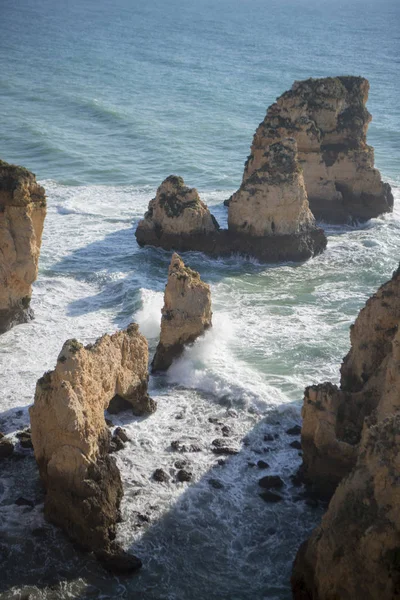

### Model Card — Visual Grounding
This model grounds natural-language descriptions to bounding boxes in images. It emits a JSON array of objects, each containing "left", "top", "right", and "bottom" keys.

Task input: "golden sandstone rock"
[
  {"left": 293, "top": 267, "right": 400, "bottom": 599},
  {"left": 239, "top": 76, "right": 392, "bottom": 223},
  {"left": 152, "top": 253, "right": 212, "bottom": 371},
  {"left": 0, "top": 160, "right": 46, "bottom": 333},
  {"left": 30, "top": 324, "right": 154, "bottom": 570}
]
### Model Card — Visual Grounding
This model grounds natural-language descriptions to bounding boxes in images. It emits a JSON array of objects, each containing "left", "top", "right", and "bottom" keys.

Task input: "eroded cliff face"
[
  {"left": 239, "top": 76, "right": 392, "bottom": 223},
  {"left": 136, "top": 175, "right": 219, "bottom": 240},
  {"left": 29, "top": 324, "right": 154, "bottom": 571},
  {"left": 152, "top": 253, "right": 212, "bottom": 371},
  {"left": 228, "top": 138, "right": 316, "bottom": 236},
  {"left": 293, "top": 266, "right": 400, "bottom": 599},
  {"left": 300, "top": 266, "right": 400, "bottom": 496},
  {"left": 0, "top": 160, "right": 46, "bottom": 333},
  {"left": 292, "top": 414, "right": 400, "bottom": 600}
]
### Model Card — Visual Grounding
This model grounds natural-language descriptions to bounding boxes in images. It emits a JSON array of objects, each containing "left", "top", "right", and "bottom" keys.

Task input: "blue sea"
[{"left": 0, "top": 0, "right": 399, "bottom": 598}]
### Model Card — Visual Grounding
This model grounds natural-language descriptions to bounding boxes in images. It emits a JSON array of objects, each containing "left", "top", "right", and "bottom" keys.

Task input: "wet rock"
[
  {"left": 264, "top": 433, "right": 274, "bottom": 442},
  {"left": 17, "top": 430, "right": 33, "bottom": 449},
  {"left": 177, "top": 469, "right": 192, "bottom": 483},
  {"left": 209, "top": 478, "right": 224, "bottom": 489},
  {"left": 259, "top": 491, "right": 283, "bottom": 503},
  {"left": 153, "top": 468, "right": 169, "bottom": 483},
  {"left": 208, "top": 416, "right": 223, "bottom": 424},
  {"left": 290, "top": 440, "right": 302, "bottom": 450},
  {"left": 248, "top": 462, "right": 256, "bottom": 468},
  {"left": 217, "top": 459, "right": 226, "bottom": 466},
  {"left": 171, "top": 439, "right": 202, "bottom": 453},
  {"left": 221, "top": 425, "right": 232, "bottom": 437},
  {"left": 211, "top": 446, "right": 239, "bottom": 456},
  {"left": 174, "top": 459, "right": 188, "bottom": 469},
  {"left": 226, "top": 409, "right": 238, "bottom": 418},
  {"left": 15, "top": 496, "right": 35, "bottom": 508},
  {"left": 114, "top": 427, "right": 129, "bottom": 443},
  {"left": 105, "top": 418, "right": 113, "bottom": 427},
  {"left": 109, "top": 436, "right": 125, "bottom": 453},
  {"left": 96, "top": 547, "right": 142, "bottom": 574},
  {"left": 259, "top": 475, "right": 284, "bottom": 489},
  {"left": 257, "top": 460, "right": 270, "bottom": 469},
  {"left": 0, "top": 438, "right": 14, "bottom": 458},
  {"left": 286, "top": 425, "right": 301, "bottom": 436}
]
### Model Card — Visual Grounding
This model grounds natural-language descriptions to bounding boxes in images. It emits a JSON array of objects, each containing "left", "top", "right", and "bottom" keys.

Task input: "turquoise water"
[{"left": 0, "top": 0, "right": 399, "bottom": 599}]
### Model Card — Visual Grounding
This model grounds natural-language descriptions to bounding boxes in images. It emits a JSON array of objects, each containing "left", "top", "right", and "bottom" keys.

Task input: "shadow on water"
[{"left": 0, "top": 395, "right": 325, "bottom": 600}]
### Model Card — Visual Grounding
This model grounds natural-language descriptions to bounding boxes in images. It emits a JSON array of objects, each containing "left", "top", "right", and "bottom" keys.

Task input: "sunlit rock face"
[
  {"left": 0, "top": 160, "right": 46, "bottom": 333},
  {"left": 300, "top": 265, "right": 400, "bottom": 497},
  {"left": 237, "top": 76, "right": 392, "bottom": 223},
  {"left": 30, "top": 324, "right": 154, "bottom": 571},
  {"left": 293, "top": 267, "right": 400, "bottom": 600},
  {"left": 152, "top": 253, "right": 212, "bottom": 371}
]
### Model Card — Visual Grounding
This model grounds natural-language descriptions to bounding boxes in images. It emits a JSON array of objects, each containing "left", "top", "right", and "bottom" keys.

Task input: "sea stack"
[
  {"left": 29, "top": 324, "right": 155, "bottom": 571},
  {"left": 152, "top": 253, "right": 212, "bottom": 371},
  {"left": 0, "top": 160, "right": 46, "bottom": 333},
  {"left": 292, "top": 266, "right": 400, "bottom": 599},
  {"left": 235, "top": 76, "right": 392, "bottom": 223}
]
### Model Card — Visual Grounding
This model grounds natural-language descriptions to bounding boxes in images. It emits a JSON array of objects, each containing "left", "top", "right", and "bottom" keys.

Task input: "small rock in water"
[
  {"left": 248, "top": 462, "right": 256, "bottom": 468},
  {"left": 177, "top": 469, "right": 192, "bottom": 482},
  {"left": 264, "top": 434, "right": 274, "bottom": 442},
  {"left": 15, "top": 497, "right": 35, "bottom": 508},
  {"left": 208, "top": 416, "right": 222, "bottom": 424},
  {"left": 259, "top": 491, "right": 283, "bottom": 503},
  {"left": 171, "top": 439, "right": 202, "bottom": 453},
  {"left": 114, "top": 427, "right": 129, "bottom": 443},
  {"left": 257, "top": 460, "right": 270, "bottom": 469},
  {"left": 153, "top": 468, "right": 169, "bottom": 483},
  {"left": 211, "top": 445, "right": 239, "bottom": 456},
  {"left": 259, "top": 475, "right": 284, "bottom": 489},
  {"left": 174, "top": 459, "right": 188, "bottom": 469},
  {"left": 97, "top": 548, "right": 142, "bottom": 574},
  {"left": 209, "top": 478, "right": 224, "bottom": 489},
  {"left": 286, "top": 425, "right": 301, "bottom": 436},
  {"left": 109, "top": 435, "right": 125, "bottom": 453},
  {"left": 290, "top": 440, "right": 302, "bottom": 450},
  {"left": 226, "top": 409, "right": 238, "bottom": 418},
  {"left": 0, "top": 439, "right": 14, "bottom": 458},
  {"left": 221, "top": 425, "right": 232, "bottom": 437},
  {"left": 217, "top": 459, "right": 226, "bottom": 466}
]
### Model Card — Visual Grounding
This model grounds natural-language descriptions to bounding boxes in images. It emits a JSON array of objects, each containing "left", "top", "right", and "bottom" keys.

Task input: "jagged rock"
[
  {"left": 237, "top": 76, "right": 392, "bottom": 223},
  {"left": 0, "top": 160, "right": 47, "bottom": 333},
  {"left": 228, "top": 138, "right": 316, "bottom": 236},
  {"left": 152, "top": 253, "right": 212, "bottom": 371},
  {"left": 136, "top": 175, "right": 219, "bottom": 241},
  {"left": 300, "top": 265, "right": 400, "bottom": 497},
  {"left": 29, "top": 324, "right": 153, "bottom": 564},
  {"left": 292, "top": 414, "right": 400, "bottom": 600},
  {"left": 136, "top": 175, "right": 326, "bottom": 263}
]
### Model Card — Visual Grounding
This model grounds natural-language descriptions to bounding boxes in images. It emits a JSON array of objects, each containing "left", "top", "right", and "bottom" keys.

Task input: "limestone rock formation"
[
  {"left": 228, "top": 138, "right": 316, "bottom": 236},
  {"left": 232, "top": 76, "right": 392, "bottom": 223},
  {"left": 136, "top": 174, "right": 326, "bottom": 263},
  {"left": 152, "top": 253, "right": 212, "bottom": 371},
  {"left": 300, "top": 265, "right": 400, "bottom": 497},
  {"left": 292, "top": 413, "right": 400, "bottom": 600},
  {"left": 30, "top": 324, "right": 155, "bottom": 571},
  {"left": 0, "top": 160, "right": 46, "bottom": 333},
  {"left": 136, "top": 175, "right": 219, "bottom": 242}
]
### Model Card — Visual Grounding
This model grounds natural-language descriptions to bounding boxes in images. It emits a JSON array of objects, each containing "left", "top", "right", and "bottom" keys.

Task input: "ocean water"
[{"left": 0, "top": 0, "right": 399, "bottom": 598}]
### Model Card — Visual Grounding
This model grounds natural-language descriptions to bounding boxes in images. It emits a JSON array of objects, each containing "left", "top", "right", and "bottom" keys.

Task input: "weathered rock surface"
[
  {"left": 0, "top": 160, "right": 46, "bottom": 333},
  {"left": 228, "top": 138, "right": 316, "bottom": 236},
  {"left": 236, "top": 76, "right": 392, "bottom": 223},
  {"left": 136, "top": 175, "right": 326, "bottom": 263},
  {"left": 152, "top": 253, "right": 212, "bottom": 371},
  {"left": 300, "top": 265, "right": 400, "bottom": 497},
  {"left": 136, "top": 175, "right": 219, "bottom": 239},
  {"left": 292, "top": 414, "right": 400, "bottom": 600},
  {"left": 29, "top": 324, "right": 154, "bottom": 569}
]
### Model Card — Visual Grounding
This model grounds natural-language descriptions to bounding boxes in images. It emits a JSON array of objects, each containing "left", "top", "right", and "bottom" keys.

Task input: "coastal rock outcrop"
[
  {"left": 293, "top": 266, "right": 400, "bottom": 598},
  {"left": 136, "top": 175, "right": 326, "bottom": 263},
  {"left": 0, "top": 160, "right": 46, "bottom": 333},
  {"left": 228, "top": 138, "right": 316, "bottom": 235},
  {"left": 234, "top": 76, "right": 392, "bottom": 223},
  {"left": 136, "top": 175, "right": 219, "bottom": 242},
  {"left": 30, "top": 324, "right": 154, "bottom": 571},
  {"left": 152, "top": 253, "right": 212, "bottom": 371},
  {"left": 292, "top": 414, "right": 400, "bottom": 600},
  {"left": 300, "top": 265, "right": 400, "bottom": 497}
]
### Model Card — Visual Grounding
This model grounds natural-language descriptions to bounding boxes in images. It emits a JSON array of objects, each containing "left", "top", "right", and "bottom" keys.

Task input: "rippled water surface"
[{"left": 0, "top": 0, "right": 399, "bottom": 598}]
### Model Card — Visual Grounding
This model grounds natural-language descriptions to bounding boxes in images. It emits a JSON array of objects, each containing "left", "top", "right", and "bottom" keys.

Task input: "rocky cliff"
[
  {"left": 0, "top": 160, "right": 46, "bottom": 333},
  {"left": 152, "top": 253, "right": 212, "bottom": 371},
  {"left": 230, "top": 76, "right": 392, "bottom": 223},
  {"left": 300, "top": 265, "right": 400, "bottom": 497},
  {"left": 293, "top": 266, "right": 400, "bottom": 598},
  {"left": 228, "top": 138, "right": 316, "bottom": 236},
  {"left": 30, "top": 324, "right": 155, "bottom": 571}
]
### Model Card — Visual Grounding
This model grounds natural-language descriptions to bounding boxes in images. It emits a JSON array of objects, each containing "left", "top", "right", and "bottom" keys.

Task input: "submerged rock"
[
  {"left": 300, "top": 265, "right": 400, "bottom": 497},
  {"left": 0, "top": 438, "right": 14, "bottom": 459},
  {"left": 237, "top": 76, "right": 392, "bottom": 223},
  {"left": 152, "top": 253, "right": 212, "bottom": 371},
  {"left": 0, "top": 160, "right": 47, "bottom": 333},
  {"left": 29, "top": 324, "right": 153, "bottom": 567},
  {"left": 258, "top": 475, "right": 284, "bottom": 490}
]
